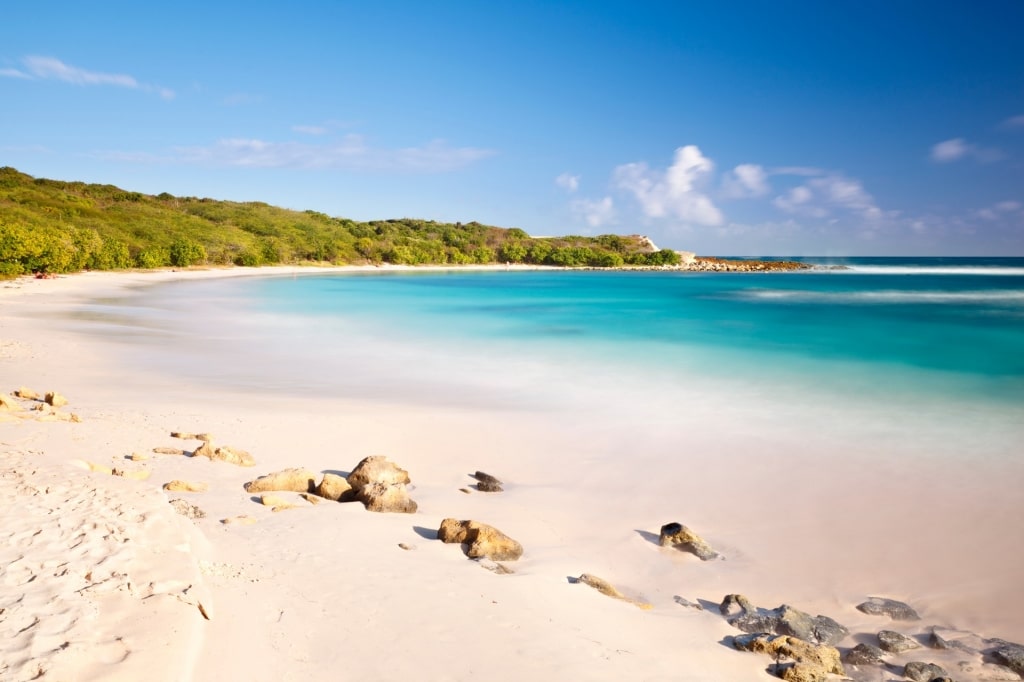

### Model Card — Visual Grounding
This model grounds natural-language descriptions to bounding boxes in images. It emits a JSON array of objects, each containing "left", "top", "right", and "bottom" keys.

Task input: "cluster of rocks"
[
  {"left": 679, "top": 257, "right": 811, "bottom": 273},
  {"left": 1, "top": 386, "right": 80, "bottom": 422},
  {"left": 170, "top": 432, "right": 255, "bottom": 467}
]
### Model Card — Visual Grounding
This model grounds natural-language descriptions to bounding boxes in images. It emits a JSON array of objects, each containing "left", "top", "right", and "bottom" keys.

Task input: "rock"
[
  {"left": 904, "top": 661, "right": 948, "bottom": 682},
  {"left": 459, "top": 487, "right": 472, "bottom": 494},
  {"left": 111, "top": 468, "right": 150, "bottom": 480},
  {"left": 259, "top": 493, "right": 291, "bottom": 508},
  {"left": 298, "top": 493, "right": 323, "bottom": 505},
  {"left": 244, "top": 467, "right": 317, "bottom": 494},
  {"left": 398, "top": 543, "right": 415, "bottom": 551},
  {"left": 731, "top": 633, "right": 843, "bottom": 682},
  {"left": 674, "top": 596, "right": 704, "bottom": 611},
  {"left": 658, "top": 521, "right": 719, "bottom": 560},
  {"left": 472, "top": 471, "right": 503, "bottom": 492},
  {"left": 347, "top": 456, "right": 410, "bottom": 489},
  {"left": 211, "top": 446, "right": 255, "bottom": 467},
  {"left": 153, "top": 447, "right": 187, "bottom": 455},
  {"left": 193, "top": 441, "right": 217, "bottom": 459},
  {"left": 356, "top": 481, "right": 418, "bottom": 513},
  {"left": 164, "top": 480, "right": 208, "bottom": 493},
  {"left": 877, "top": 629, "right": 921, "bottom": 653},
  {"left": 44, "top": 391, "right": 68, "bottom": 407},
  {"left": 844, "top": 643, "right": 885, "bottom": 666},
  {"left": 721, "top": 594, "right": 756, "bottom": 616},
  {"left": 171, "top": 431, "right": 212, "bottom": 441},
  {"left": 0, "top": 393, "right": 20, "bottom": 410},
  {"left": 928, "top": 626, "right": 983, "bottom": 653},
  {"left": 575, "top": 573, "right": 652, "bottom": 610},
  {"left": 130, "top": 452, "right": 150, "bottom": 461},
  {"left": 993, "top": 642, "right": 1024, "bottom": 677},
  {"left": 437, "top": 519, "right": 523, "bottom": 561},
  {"left": 169, "top": 498, "right": 206, "bottom": 519},
  {"left": 221, "top": 515, "right": 257, "bottom": 525},
  {"left": 315, "top": 473, "right": 354, "bottom": 502},
  {"left": 728, "top": 602, "right": 849, "bottom": 646},
  {"left": 13, "top": 386, "right": 39, "bottom": 400},
  {"left": 348, "top": 456, "right": 415, "bottom": 512},
  {"left": 856, "top": 597, "right": 920, "bottom": 621}
]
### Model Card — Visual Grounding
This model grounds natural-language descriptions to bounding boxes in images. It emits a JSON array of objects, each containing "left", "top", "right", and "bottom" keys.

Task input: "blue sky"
[{"left": 2, "top": 1, "right": 1022, "bottom": 255}]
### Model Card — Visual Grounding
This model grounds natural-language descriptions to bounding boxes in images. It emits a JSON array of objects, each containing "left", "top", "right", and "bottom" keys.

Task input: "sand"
[{"left": 2, "top": 266, "right": 1022, "bottom": 681}]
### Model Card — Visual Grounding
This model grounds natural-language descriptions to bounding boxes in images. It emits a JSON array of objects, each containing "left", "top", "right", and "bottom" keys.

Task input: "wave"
[
  {"left": 832, "top": 265, "right": 1024, "bottom": 276},
  {"left": 740, "top": 289, "right": 1024, "bottom": 304}
]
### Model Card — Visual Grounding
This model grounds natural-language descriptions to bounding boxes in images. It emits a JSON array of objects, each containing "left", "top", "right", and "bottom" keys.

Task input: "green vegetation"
[{"left": 0, "top": 167, "right": 680, "bottom": 276}]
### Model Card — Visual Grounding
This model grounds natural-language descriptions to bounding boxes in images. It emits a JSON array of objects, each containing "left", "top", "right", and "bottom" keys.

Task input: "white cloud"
[
  {"left": 101, "top": 135, "right": 495, "bottom": 172},
  {"left": 613, "top": 145, "right": 723, "bottom": 226},
  {"left": 978, "top": 200, "right": 1022, "bottom": 220},
  {"left": 2, "top": 55, "right": 174, "bottom": 99},
  {"left": 773, "top": 173, "right": 880, "bottom": 220},
  {"left": 931, "top": 138, "right": 971, "bottom": 162},
  {"left": 1000, "top": 115, "right": 1024, "bottom": 129},
  {"left": 722, "top": 163, "right": 769, "bottom": 198},
  {"left": 571, "top": 196, "right": 614, "bottom": 227},
  {"left": 555, "top": 172, "right": 579, "bottom": 192},
  {"left": 293, "top": 125, "right": 328, "bottom": 136}
]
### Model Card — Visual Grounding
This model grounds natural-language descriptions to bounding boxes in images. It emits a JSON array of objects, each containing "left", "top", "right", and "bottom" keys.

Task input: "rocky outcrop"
[
  {"left": 903, "top": 661, "right": 948, "bottom": 681},
  {"left": 724, "top": 599, "right": 849, "bottom": 646},
  {"left": 856, "top": 597, "right": 920, "bottom": 621},
  {"left": 243, "top": 468, "right": 318, "bottom": 494},
  {"left": 658, "top": 522, "right": 719, "bottom": 560},
  {"left": 993, "top": 642, "right": 1024, "bottom": 677},
  {"left": 472, "top": 471, "right": 503, "bottom": 492},
  {"left": 438, "top": 519, "right": 523, "bottom": 561},
  {"left": 574, "top": 573, "right": 652, "bottom": 610},
  {"left": 347, "top": 456, "right": 416, "bottom": 513},
  {"left": 315, "top": 473, "right": 354, "bottom": 502},
  {"left": 877, "top": 629, "right": 921, "bottom": 653},
  {"left": 731, "top": 633, "right": 843, "bottom": 682}
]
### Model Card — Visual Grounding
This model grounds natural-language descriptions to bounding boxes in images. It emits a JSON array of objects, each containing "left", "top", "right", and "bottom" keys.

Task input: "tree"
[{"left": 168, "top": 237, "right": 207, "bottom": 267}]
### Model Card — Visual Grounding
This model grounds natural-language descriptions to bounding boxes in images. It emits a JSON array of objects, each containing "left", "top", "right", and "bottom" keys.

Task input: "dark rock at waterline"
[
  {"left": 673, "top": 595, "right": 704, "bottom": 611},
  {"left": 843, "top": 642, "right": 886, "bottom": 666},
  {"left": 728, "top": 602, "right": 849, "bottom": 646},
  {"left": 903, "top": 661, "right": 948, "bottom": 682},
  {"left": 928, "top": 626, "right": 983, "bottom": 654},
  {"left": 658, "top": 522, "right": 719, "bottom": 560},
  {"left": 856, "top": 596, "right": 921, "bottom": 621},
  {"left": 877, "top": 629, "right": 921, "bottom": 653},
  {"left": 720, "top": 593, "right": 755, "bottom": 616},
  {"left": 992, "top": 642, "right": 1024, "bottom": 676}
]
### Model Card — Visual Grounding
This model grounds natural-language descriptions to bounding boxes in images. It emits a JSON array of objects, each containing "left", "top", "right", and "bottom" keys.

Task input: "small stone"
[
  {"left": 844, "top": 643, "right": 885, "bottom": 666},
  {"left": 877, "top": 630, "right": 921, "bottom": 653},
  {"left": 153, "top": 447, "right": 187, "bottom": 455},
  {"left": 298, "top": 493, "right": 323, "bottom": 505},
  {"left": 170, "top": 431, "right": 212, "bottom": 441},
  {"left": 315, "top": 473, "right": 354, "bottom": 502},
  {"left": 459, "top": 487, "right": 472, "bottom": 494},
  {"left": 438, "top": 519, "right": 523, "bottom": 561},
  {"left": 856, "top": 597, "right": 920, "bottom": 621},
  {"left": 903, "top": 661, "right": 947, "bottom": 682},
  {"left": 576, "top": 573, "right": 651, "bottom": 610},
  {"left": 164, "top": 480, "right": 208, "bottom": 493},
  {"left": 259, "top": 493, "right": 290, "bottom": 507},
  {"left": 673, "top": 596, "right": 704, "bottom": 611},
  {"left": 720, "top": 594, "right": 755, "bottom": 616},
  {"left": 44, "top": 391, "right": 68, "bottom": 407},
  {"left": 472, "top": 471, "right": 503, "bottom": 492},
  {"left": 129, "top": 452, "right": 150, "bottom": 461},
  {"left": 398, "top": 543, "right": 415, "bottom": 551},
  {"left": 472, "top": 471, "right": 503, "bottom": 486},
  {"left": 170, "top": 498, "right": 206, "bottom": 519},
  {"left": 658, "top": 521, "right": 719, "bottom": 560}
]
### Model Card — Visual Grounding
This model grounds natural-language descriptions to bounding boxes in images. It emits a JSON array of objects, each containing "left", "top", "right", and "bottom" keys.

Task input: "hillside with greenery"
[{"left": 0, "top": 167, "right": 679, "bottom": 276}]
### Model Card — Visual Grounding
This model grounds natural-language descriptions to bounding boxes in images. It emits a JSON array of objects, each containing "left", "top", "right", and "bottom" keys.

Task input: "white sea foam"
[
  {"left": 838, "top": 265, "right": 1024, "bottom": 276},
  {"left": 741, "top": 289, "right": 1024, "bottom": 304}
]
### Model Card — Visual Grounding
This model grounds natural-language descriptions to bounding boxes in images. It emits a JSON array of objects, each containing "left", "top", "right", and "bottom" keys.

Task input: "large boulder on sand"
[
  {"left": 877, "top": 629, "right": 921, "bottom": 653},
  {"left": 855, "top": 596, "right": 920, "bottom": 621},
  {"left": 347, "top": 456, "right": 416, "bottom": 513},
  {"left": 732, "top": 633, "right": 843, "bottom": 682},
  {"left": 315, "top": 473, "right": 355, "bottom": 502},
  {"left": 903, "top": 661, "right": 948, "bottom": 682},
  {"left": 438, "top": 518, "right": 523, "bottom": 561},
  {"left": 244, "top": 468, "right": 318, "bottom": 494},
  {"left": 658, "top": 521, "right": 719, "bottom": 560},
  {"left": 191, "top": 441, "right": 255, "bottom": 467}
]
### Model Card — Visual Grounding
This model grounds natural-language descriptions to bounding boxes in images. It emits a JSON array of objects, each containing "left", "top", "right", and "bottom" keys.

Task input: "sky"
[{"left": 2, "top": 1, "right": 1023, "bottom": 256}]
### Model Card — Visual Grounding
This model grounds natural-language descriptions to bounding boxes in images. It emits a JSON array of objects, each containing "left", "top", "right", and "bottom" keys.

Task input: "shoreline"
[{"left": 2, "top": 267, "right": 1023, "bottom": 681}]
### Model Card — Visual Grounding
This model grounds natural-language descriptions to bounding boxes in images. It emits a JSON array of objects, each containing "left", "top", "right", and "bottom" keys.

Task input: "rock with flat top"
[
  {"left": 348, "top": 456, "right": 415, "bottom": 512},
  {"left": 244, "top": 467, "right": 317, "bottom": 494},
  {"left": 658, "top": 521, "right": 719, "bottom": 560},
  {"left": 903, "top": 661, "right": 947, "bottom": 682},
  {"left": 856, "top": 597, "right": 920, "bottom": 621},
  {"left": 732, "top": 633, "right": 843, "bottom": 682},
  {"left": 205, "top": 445, "right": 255, "bottom": 467},
  {"left": 347, "top": 456, "right": 410, "bottom": 489},
  {"left": 727, "top": 601, "right": 849, "bottom": 646},
  {"left": 877, "top": 629, "right": 921, "bottom": 653},
  {"left": 438, "top": 518, "right": 523, "bottom": 561},
  {"left": 315, "top": 473, "right": 354, "bottom": 502}
]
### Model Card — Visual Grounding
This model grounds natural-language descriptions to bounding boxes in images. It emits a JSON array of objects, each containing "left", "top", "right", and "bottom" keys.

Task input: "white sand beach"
[{"left": 2, "top": 267, "right": 1023, "bottom": 682}]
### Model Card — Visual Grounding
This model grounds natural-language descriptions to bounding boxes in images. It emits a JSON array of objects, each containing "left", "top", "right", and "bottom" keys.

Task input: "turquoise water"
[{"left": 230, "top": 258, "right": 1024, "bottom": 406}]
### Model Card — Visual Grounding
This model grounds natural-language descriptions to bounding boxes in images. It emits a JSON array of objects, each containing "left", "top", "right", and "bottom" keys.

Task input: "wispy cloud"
[
  {"left": 555, "top": 172, "right": 579, "bottom": 192},
  {"left": 773, "top": 172, "right": 881, "bottom": 220},
  {"left": 930, "top": 137, "right": 1002, "bottom": 163},
  {"left": 99, "top": 135, "right": 495, "bottom": 173},
  {"left": 721, "top": 163, "right": 769, "bottom": 199},
  {"left": 570, "top": 196, "right": 614, "bottom": 227},
  {"left": 1000, "top": 114, "right": 1024, "bottom": 130},
  {"left": 613, "top": 145, "right": 723, "bottom": 226},
  {"left": 0, "top": 55, "right": 174, "bottom": 99}
]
